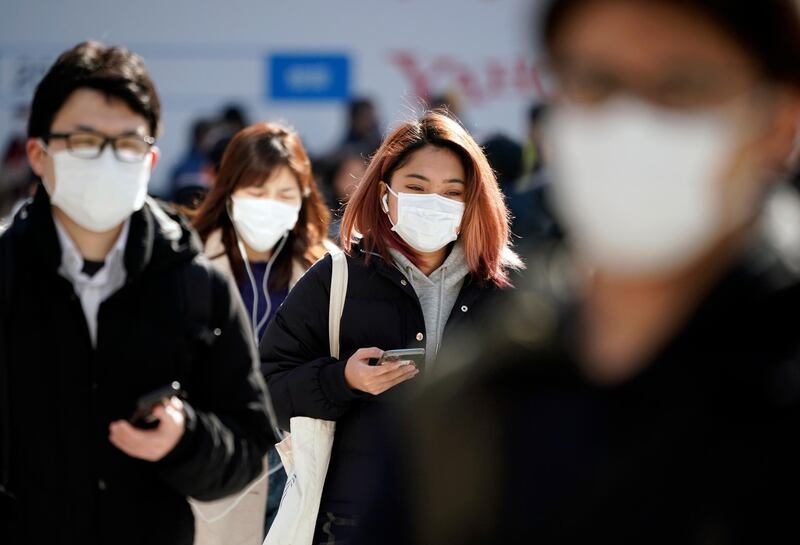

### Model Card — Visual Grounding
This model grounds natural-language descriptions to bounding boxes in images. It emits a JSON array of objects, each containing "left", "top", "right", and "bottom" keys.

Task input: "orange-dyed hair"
[{"left": 341, "top": 110, "right": 522, "bottom": 287}]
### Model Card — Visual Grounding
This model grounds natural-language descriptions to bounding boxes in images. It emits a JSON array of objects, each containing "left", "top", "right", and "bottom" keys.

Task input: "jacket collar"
[
  {"left": 355, "top": 239, "right": 483, "bottom": 289},
  {"left": 204, "top": 229, "right": 233, "bottom": 277},
  {"left": 203, "top": 228, "right": 310, "bottom": 289},
  {"left": 23, "top": 188, "right": 198, "bottom": 280},
  {"left": 388, "top": 242, "right": 470, "bottom": 289}
]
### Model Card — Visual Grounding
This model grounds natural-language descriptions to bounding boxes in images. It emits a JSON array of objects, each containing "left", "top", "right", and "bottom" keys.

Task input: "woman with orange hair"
[
  {"left": 260, "top": 110, "right": 522, "bottom": 544},
  {"left": 190, "top": 122, "right": 334, "bottom": 545}
]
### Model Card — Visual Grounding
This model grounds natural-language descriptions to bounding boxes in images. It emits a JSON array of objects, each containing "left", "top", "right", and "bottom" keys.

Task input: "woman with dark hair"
[
  {"left": 357, "top": 1, "right": 800, "bottom": 544},
  {"left": 260, "top": 110, "right": 522, "bottom": 544},
  {"left": 190, "top": 122, "right": 334, "bottom": 545},
  {"left": 193, "top": 122, "right": 333, "bottom": 341}
]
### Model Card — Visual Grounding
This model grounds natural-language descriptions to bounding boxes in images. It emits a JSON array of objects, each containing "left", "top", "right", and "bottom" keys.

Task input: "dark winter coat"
[
  {"left": 259, "top": 247, "right": 506, "bottom": 516},
  {"left": 0, "top": 189, "right": 274, "bottom": 545}
]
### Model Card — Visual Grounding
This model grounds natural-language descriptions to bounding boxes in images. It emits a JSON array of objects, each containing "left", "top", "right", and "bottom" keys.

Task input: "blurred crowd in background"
[{"left": 0, "top": 95, "right": 560, "bottom": 247}]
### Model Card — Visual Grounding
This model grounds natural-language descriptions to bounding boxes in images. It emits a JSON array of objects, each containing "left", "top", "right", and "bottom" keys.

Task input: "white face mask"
[
  {"left": 548, "top": 98, "right": 748, "bottom": 276},
  {"left": 45, "top": 146, "right": 151, "bottom": 232},
  {"left": 230, "top": 196, "right": 300, "bottom": 253},
  {"left": 383, "top": 185, "right": 465, "bottom": 253}
]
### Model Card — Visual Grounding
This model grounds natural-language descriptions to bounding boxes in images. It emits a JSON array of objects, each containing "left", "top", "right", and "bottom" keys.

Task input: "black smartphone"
[
  {"left": 376, "top": 348, "right": 426, "bottom": 368},
  {"left": 129, "top": 381, "right": 184, "bottom": 429}
]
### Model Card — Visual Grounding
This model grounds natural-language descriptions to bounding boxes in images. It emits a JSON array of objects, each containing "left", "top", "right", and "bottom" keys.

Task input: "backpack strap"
[{"left": 328, "top": 250, "right": 348, "bottom": 360}]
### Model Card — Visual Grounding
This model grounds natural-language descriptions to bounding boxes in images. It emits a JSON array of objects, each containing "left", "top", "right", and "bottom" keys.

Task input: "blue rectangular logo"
[{"left": 269, "top": 54, "right": 350, "bottom": 101}]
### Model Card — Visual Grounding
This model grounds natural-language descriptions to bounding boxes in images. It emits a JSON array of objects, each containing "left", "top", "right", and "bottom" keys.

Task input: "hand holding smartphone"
[
  {"left": 345, "top": 347, "right": 422, "bottom": 395},
  {"left": 376, "top": 348, "right": 426, "bottom": 368},
  {"left": 129, "top": 381, "right": 185, "bottom": 429}
]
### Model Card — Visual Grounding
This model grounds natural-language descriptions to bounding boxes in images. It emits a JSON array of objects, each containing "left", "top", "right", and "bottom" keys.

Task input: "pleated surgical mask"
[
  {"left": 44, "top": 146, "right": 151, "bottom": 232},
  {"left": 548, "top": 98, "right": 749, "bottom": 276},
  {"left": 383, "top": 185, "right": 464, "bottom": 253},
  {"left": 230, "top": 196, "right": 300, "bottom": 253}
]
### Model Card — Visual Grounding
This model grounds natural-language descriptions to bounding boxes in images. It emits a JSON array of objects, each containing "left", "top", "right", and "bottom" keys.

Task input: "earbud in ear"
[
  {"left": 381, "top": 193, "right": 389, "bottom": 213},
  {"left": 303, "top": 187, "right": 311, "bottom": 198}
]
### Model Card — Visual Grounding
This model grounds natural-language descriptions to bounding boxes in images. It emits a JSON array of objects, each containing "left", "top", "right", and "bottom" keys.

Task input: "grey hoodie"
[{"left": 389, "top": 243, "right": 471, "bottom": 369}]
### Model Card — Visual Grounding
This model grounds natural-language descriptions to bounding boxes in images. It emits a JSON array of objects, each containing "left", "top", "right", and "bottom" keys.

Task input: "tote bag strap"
[{"left": 328, "top": 250, "right": 348, "bottom": 360}]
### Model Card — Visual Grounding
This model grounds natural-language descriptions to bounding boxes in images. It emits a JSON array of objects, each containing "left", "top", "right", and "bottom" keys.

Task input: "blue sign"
[{"left": 269, "top": 54, "right": 350, "bottom": 101}]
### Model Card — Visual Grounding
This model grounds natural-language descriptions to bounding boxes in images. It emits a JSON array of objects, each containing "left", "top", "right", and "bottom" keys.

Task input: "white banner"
[{"left": 0, "top": 0, "right": 547, "bottom": 194}]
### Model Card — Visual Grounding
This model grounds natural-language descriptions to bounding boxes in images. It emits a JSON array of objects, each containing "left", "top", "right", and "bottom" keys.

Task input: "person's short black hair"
[
  {"left": 191, "top": 119, "right": 213, "bottom": 148},
  {"left": 207, "top": 136, "right": 232, "bottom": 174},
  {"left": 483, "top": 133, "right": 523, "bottom": 186},
  {"left": 529, "top": 103, "right": 548, "bottom": 124},
  {"left": 542, "top": 0, "right": 800, "bottom": 88},
  {"left": 28, "top": 41, "right": 161, "bottom": 139},
  {"left": 221, "top": 104, "right": 247, "bottom": 128},
  {"left": 349, "top": 98, "right": 375, "bottom": 121}
]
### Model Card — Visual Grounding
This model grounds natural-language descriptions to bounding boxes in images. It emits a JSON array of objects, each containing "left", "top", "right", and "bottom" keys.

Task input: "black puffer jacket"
[
  {"left": 259, "top": 247, "right": 506, "bottom": 515},
  {"left": 0, "top": 189, "right": 273, "bottom": 545}
]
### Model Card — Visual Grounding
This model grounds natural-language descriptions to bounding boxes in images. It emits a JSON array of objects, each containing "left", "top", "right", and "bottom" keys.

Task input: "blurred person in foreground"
[
  {"left": 0, "top": 42, "right": 273, "bottom": 544},
  {"left": 360, "top": 1, "right": 800, "bottom": 544}
]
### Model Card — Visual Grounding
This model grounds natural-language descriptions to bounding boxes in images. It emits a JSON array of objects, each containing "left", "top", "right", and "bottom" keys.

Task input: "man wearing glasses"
[{"left": 0, "top": 42, "right": 273, "bottom": 544}]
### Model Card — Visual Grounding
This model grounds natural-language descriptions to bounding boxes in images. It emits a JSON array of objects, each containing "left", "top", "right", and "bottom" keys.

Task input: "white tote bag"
[
  {"left": 191, "top": 463, "right": 270, "bottom": 545},
  {"left": 263, "top": 250, "right": 348, "bottom": 545}
]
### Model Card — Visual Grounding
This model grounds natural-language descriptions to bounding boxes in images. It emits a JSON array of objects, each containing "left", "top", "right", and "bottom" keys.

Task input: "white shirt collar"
[{"left": 53, "top": 216, "right": 130, "bottom": 285}]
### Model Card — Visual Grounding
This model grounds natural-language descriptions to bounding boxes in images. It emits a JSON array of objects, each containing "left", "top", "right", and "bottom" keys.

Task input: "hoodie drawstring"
[{"left": 435, "top": 266, "right": 447, "bottom": 357}]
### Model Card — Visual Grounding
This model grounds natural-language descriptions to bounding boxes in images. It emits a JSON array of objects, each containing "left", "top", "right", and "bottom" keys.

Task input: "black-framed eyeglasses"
[{"left": 43, "top": 131, "right": 155, "bottom": 163}]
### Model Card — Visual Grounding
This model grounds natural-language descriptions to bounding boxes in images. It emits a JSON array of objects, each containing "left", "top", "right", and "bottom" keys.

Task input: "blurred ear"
[
  {"left": 758, "top": 88, "right": 800, "bottom": 175},
  {"left": 26, "top": 138, "right": 46, "bottom": 177},
  {"left": 149, "top": 146, "right": 161, "bottom": 173}
]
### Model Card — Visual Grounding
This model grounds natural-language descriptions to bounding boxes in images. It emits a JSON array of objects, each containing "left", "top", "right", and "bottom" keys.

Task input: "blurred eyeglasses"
[
  {"left": 43, "top": 131, "right": 155, "bottom": 163},
  {"left": 549, "top": 59, "right": 760, "bottom": 109}
]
